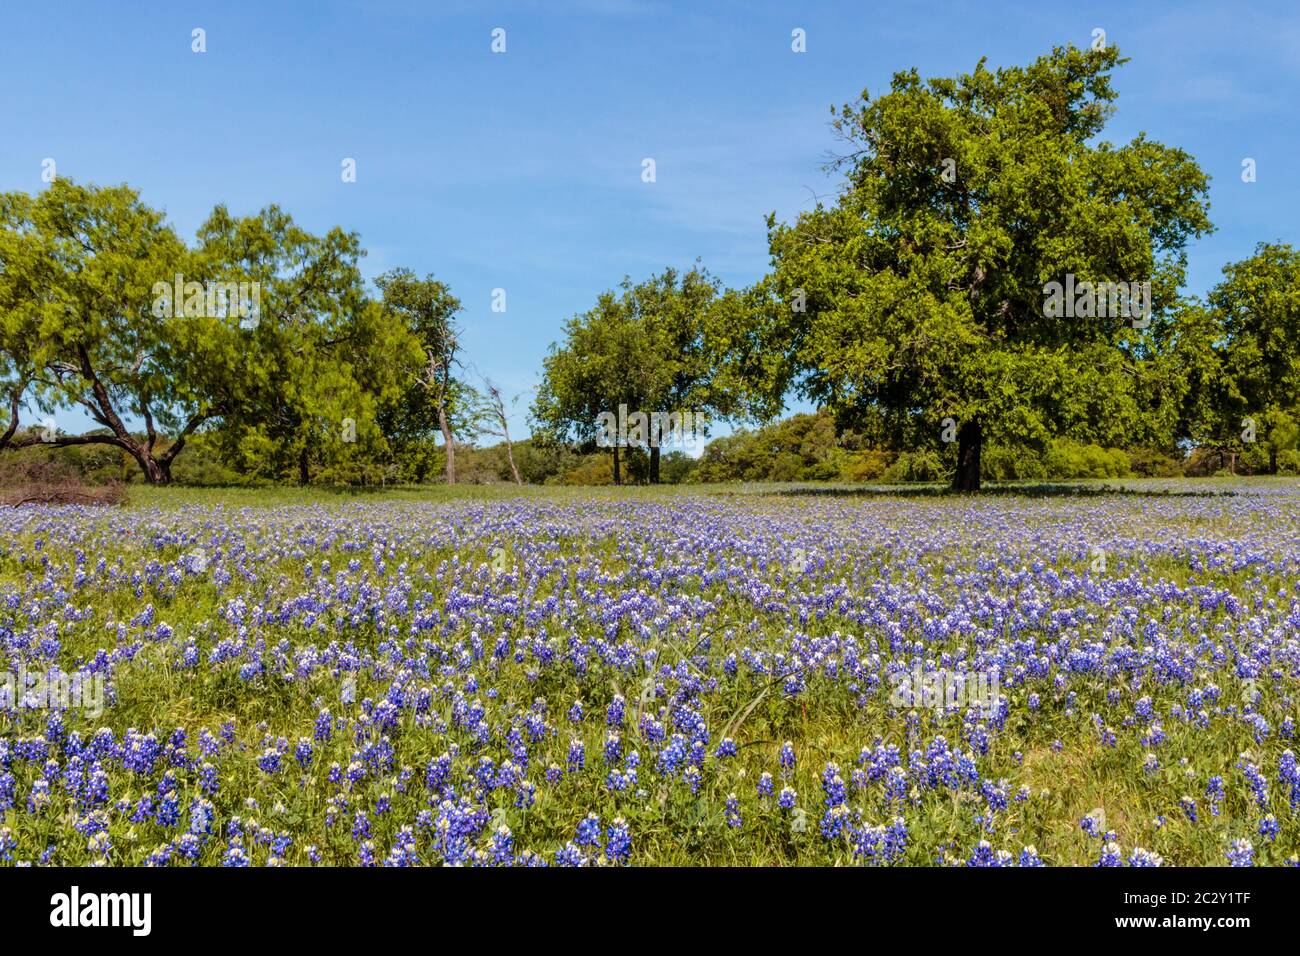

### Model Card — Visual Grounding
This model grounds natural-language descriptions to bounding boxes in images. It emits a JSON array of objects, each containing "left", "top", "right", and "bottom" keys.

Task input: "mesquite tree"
[{"left": 0, "top": 180, "right": 419, "bottom": 483}]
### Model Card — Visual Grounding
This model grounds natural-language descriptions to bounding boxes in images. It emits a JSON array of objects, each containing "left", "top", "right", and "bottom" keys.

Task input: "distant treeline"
[{"left": 11, "top": 407, "right": 1294, "bottom": 490}]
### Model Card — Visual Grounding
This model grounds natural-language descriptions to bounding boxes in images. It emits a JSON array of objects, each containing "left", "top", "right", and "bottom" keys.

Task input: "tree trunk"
[
  {"left": 105, "top": 437, "right": 168, "bottom": 485},
  {"left": 105, "top": 435, "right": 167, "bottom": 485},
  {"left": 1270, "top": 445, "right": 1278, "bottom": 475},
  {"left": 0, "top": 387, "right": 22, "bottom": 450},
  {"left": 953, "top": 420, "right": 982, "bottom": 492},
  {"left": 438, "top": 403, "right": 456, "bottom": 485},
  {"left": 135, "top": 451, "right": 167, "bottom": 485},
  {"left": 490, "top": 386, "right": 522, "bottom": 485},
  {"left": 96, "top": 433, "right": 167, "bottom": 485},
  {"left": 504, "top": 437, "right": 522, "bottom": 485},
  {"left": 299, "top": 447, "right": 310, "bottom": 485},
  {"left": 69, "top": 345, "right": 172, "bottom": 484},
  {"left": 155, "top": 413, "right": 206, "bottom": 481},
  {"left": 650, "top": 445, "right": 661, "bottom": 484},
  {"left": 612, "top": 444, "right": 621, "bottom": 485}
]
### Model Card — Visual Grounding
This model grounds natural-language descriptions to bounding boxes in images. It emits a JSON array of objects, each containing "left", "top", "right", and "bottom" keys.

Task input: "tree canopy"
[
  {"left": 0, "top": 180, "right": 426, "bottom": 484},
  {"left": 751, "top": 45, "right": 1213, "bottom": 489},
  {"left": 7, "top": 47, "right": 1300, "bottom": 491},
  {"left": 532, "top": 266, "right": 728, "bottom": 483}
]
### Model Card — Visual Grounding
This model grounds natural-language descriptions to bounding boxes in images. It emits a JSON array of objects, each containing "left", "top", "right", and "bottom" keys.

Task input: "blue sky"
[{"left": 3, "top": 0, "right": 1298, "bottom": 442}]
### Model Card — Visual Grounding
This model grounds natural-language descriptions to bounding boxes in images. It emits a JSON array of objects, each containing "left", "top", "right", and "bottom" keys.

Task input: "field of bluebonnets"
[{"left": 1, "top": 479, "right": 1298, "bottom": 868}]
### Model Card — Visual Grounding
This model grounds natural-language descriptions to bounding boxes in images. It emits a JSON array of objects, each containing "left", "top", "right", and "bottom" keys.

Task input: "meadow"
[{"left": 1, "top": 478, "right": 1298, "bottom": 867}]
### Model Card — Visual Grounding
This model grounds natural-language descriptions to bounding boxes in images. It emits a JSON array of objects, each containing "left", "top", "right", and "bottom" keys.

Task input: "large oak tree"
[{"left": 755, "top": 45, "right": 1212, "bottom": 490}]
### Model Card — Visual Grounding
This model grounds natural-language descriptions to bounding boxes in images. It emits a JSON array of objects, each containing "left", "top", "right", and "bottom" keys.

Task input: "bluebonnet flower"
[
  {"left": 1018, "top": 846, "right": 1045, "bottom": 867},
  {"left": 554, "top": 842, "right": 586, "bottom": 867},
  {"left": 605, "top": 818, "right": 631, "bottom": 864},
  {"left": 155, "top": 791, "right": 181, "bottom": 828},
  {"left": 1279, "top": 750, "right": 1300, "bottom": 809},
  {"left": 683, "top": 766, "right": 702, "bottom": 794},
  {"left": 567, "top": 739, "right": 585, "bottom": 773},
  {"left": 26, "top": 778, "right": 50, "bottom": 815},
  {"left": 779, "top": 741, "right": 796, "bottom": 777},
  {"left": 1225, "top": 839, "right": 1254, "bottom": 867},
  {"left": 576, "top": 813, "right": 602, "bottom": 847},
  {"left": 884, "top": 767, "right": 910, "bottom": 803},
  {"left": 314, "top": 709, "right": 334, "bottom": 742},
  {"left": 258, "top": 748, "right": 283, "bottom": 775},
  {"left": 966, "top": 841, "right": 1003, "bottom": 867},
  {"left": 1127, "top": 848, "right": 1163, "bottom": 867},
  {"left": 1237, "top": 755, "right": 1269, "bottom": 809},
  {"left": 1206, "top": 775, "right": 1224, "bottom": 815},
  {"left": 852, "top": 823, "right": 885, "bottom": 863},
  {"left": 882, "top": 817, "right": 908, "bottom": 861},
  {"left": 725, "top": 793, "right": 742, "bottom": 828},
  {"left": 171, "top": 833, "right": 201, "bottom": 862},
  {"left": 352, "top": 811, "right": 371, "bottom": 842},
  {"left": 981, "top": 779, "right": 1009, "bottom": 815},
  {"left": 820, "top": 804, "right": 852, "bottom": 841},
  {"left": 189, "top": 798, "right": 214, "bottom": 839},
  {"left": 222, "top": 837, "right": 250, "bottom": 867},
  {"left": 490, "top": 825, "right": 514, "bottom": 865},
  {"left": 821, "top": 763, "right": 847, "bottom": 808},
  {"left": 1096, "top": 842, "right": 1123, "bottom": 867},
  {"left": 657, "top": 735, "right": 688, "bottom": 776},
  {"left": 1259, "top": 815, "right": 1279, "bottom": 842}
]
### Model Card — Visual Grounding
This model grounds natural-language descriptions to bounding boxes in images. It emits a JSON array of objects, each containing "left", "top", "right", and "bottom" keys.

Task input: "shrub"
[
  {"left": 882, "top": 449, "right": 947, "bottom": 483},
  {"left": 840, "top": 448, "right": 894, "bottom": 482},
  {"left": 558, "top": 454, "right": 614, "bottom": 486},
  {"left": 981, "top": 444, "right": 1047, "bottom": 481},
  {"left": 1126, "top": 446, "right": 1183, "bottom": 478},
  {"left": 1043, "top": 440, "right": 1130, "bottom": 479}
]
